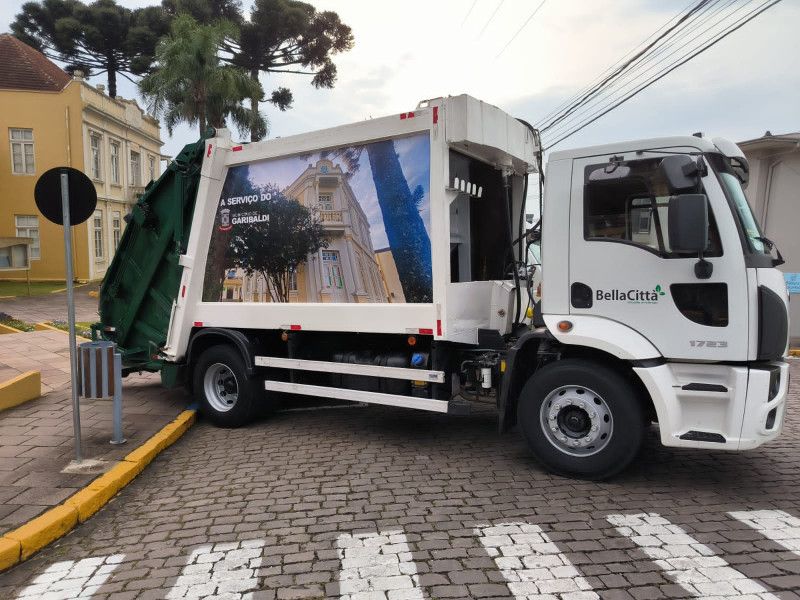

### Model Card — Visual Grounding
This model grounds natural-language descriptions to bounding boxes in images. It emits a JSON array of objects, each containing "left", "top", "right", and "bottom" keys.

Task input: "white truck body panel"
[{"left": 164, "top": 95, "right": 538, "bottom": 361}]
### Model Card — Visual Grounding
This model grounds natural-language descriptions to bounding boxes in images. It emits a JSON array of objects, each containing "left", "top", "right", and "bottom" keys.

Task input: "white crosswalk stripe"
[
  {"left": 14, "top": 553, "right": 124, "bottom": 599},
  {"left": 607, "top": 513, "right": 779, "bottom": 599},
  {"left": 165, "top": 539, "right": 266, "bottom": 599},
  {"left": 335, "top": 529, "right": 425, "bottom": 599},
  {"left": 474, "top": 522, "right": 599, "bottom": 599},
  {"left": 728, "top": 509, "right": 800, "bottom": 556}
]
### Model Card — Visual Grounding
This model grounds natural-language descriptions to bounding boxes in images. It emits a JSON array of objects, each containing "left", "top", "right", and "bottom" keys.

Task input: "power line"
[
  {"left": 546, "top": 0, "right": 783, "bottom": 148},
  {"left": 539, "top": 0, "right": 713, "bottom": 132},
  {"left": 543, "top": 0, "right": 742, "bottom": 140},
  {"left": 495, "top": 0, "right": 547, "bottom": 59},
  {"left": 461, "top": 0, "right": 479, "bottom": 28},
  {"left": 534, "top": 0, "right": 700, "bottom": 128},
  {"left": 477, "top": 0, "right": 505, "bottom": 39}
]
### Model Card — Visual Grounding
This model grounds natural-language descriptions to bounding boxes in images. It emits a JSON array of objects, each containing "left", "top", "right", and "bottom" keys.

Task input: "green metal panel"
[{"left": 97, "top": 138, "right": 206, "bottom": 371}]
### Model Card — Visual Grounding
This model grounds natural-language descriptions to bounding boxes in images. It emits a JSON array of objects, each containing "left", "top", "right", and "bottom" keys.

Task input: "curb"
[
  {"left": 0, "top": 371, "right": 41, "bottom": 413},
  {"left": 34, "top": 322, "right": 91, "bottom": 342},
  {"left": 789, "top": 348, "right": 800, "bottom": 357},
  {"left": 0, "top": 409, "right": 196, "bottom": 572},
  {"left": 0, "top": 323, "right": 24, "bottom": 335}
]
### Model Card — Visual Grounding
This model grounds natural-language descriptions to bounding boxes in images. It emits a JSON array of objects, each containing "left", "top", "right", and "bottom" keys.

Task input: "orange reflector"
[
  {"left": 407, "top": 336, "right": 417, "bottom": 346},
  {"left": 557, "top": 320, "right": 573, "bottom": 332}
]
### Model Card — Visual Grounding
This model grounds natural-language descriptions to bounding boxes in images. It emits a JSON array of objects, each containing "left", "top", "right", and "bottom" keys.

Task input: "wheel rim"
[
  {"left": 203, "top": 363, "right": 239, "bottom": 413},
  {"left": 539, "top": 385, "right": 613, "bottom": 457}
]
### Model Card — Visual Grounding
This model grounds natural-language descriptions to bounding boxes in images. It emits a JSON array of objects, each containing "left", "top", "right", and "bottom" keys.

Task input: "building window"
[
  {"left": 318, "top": 193, "right": 333, "bottom": 211},
  {"left": 89, "top": 132, "right": 102, "bottom": 180},
  {"left": 288, "top": 266, "right": 298, "bottom": 292},
  {"left": 14, "top": 215, "right": 40, "bottom": 259},
  {"left": 322, "top": 250, "right": 343, "bottom": 288},
  {"left": 10, "top": 128, "right": 34, "bottom": 174},
  {"left": 93, "top": 210, "right": 104, "bottom": 260},
  {"left": 110, "top": 141, "right": 120, "bottom": 184},
  {"left": 130, "top": 151, "right": 141, "bottom": 186},
  {"left": 112, "top": 211, "right": 121, "bottom": 248},
  {"left": 148, "top": 155, "right": 156, "bottom": 181}
]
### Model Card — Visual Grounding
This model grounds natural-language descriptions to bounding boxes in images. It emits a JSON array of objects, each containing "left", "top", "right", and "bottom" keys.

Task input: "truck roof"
[{"left": 548, "top": 135, "right": 722, "bottom": 162}]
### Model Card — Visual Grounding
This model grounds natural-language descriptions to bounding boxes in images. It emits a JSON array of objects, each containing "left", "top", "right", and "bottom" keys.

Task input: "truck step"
[
  {"left": 264, "top": 380, "right": 451, "bottom": 413},
  {"left": 255, "top": 356, "right": 444, "bottom": 383}
]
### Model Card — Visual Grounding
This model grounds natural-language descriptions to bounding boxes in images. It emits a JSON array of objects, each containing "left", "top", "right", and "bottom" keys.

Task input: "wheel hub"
[
  {"left": 203, "top": 363, "right": 239, "bottom": 413},
  {"left": 540, "top": 385, "right": 613, "bottom": 457}
]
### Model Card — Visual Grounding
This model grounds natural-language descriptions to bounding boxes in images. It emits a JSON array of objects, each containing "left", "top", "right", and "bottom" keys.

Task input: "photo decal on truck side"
[{"left": 202, "top": 132, "right": 432, "bottom": 304}]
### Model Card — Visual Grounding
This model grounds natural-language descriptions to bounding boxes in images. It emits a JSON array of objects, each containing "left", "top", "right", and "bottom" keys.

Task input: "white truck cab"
[
  {"left": 541, "top": 135, "right": 788, "bottom": 452},
  {"left": 98, "top": 95, "right": 789, "bottom": 480}
]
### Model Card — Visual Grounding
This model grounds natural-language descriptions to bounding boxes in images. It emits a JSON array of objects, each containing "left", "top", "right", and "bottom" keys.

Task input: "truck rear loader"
[{"left": 97, "top": 95, "right": 789, "bottom": 479}]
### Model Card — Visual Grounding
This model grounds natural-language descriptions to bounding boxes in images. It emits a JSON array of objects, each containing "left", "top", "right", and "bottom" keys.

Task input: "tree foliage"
[
  {"left": 229, "top": 0, "right": 353, "bottom": 140},
  {"left": 229, "top": 184, "right": 328, "bottom": 302},
  {"left": 139, "top": 15, "right": 265, "bottom": 137},
  {"left": 11, "top": 0, "right": 169, "bottom": 97}
]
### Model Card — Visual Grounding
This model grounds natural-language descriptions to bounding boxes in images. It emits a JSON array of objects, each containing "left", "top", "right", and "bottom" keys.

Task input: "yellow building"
[{"left": 0, "top": 34, "right": 163, "bottom": 282}]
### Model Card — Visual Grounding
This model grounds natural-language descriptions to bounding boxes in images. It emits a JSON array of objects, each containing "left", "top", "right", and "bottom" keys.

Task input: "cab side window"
[{"left": 584, "top": 158, "right": 722, "bottom": 258}]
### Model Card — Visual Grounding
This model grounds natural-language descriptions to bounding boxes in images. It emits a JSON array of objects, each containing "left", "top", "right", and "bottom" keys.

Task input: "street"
[{"left": 0, "top": 362, "right": 798, "bottom": 599}]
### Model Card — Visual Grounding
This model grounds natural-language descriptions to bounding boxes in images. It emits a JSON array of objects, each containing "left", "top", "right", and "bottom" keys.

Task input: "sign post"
[{"left": 35, "top": 167, "right": 97, "bottom": 464}]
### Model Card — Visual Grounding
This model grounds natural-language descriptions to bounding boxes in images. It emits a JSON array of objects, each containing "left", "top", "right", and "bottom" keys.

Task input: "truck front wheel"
[
  {"left": 517, "top": 359, "right": 645, "bottom": 480},
  {"left": 193, "top": 345, "right": 261, "bottom": 427}
]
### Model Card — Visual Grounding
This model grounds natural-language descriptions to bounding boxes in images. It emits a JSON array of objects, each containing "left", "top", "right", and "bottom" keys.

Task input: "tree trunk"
[
  {"left": 107, "top": 55, "right": 117, "bottom": 97},
  {"left": 366, "top": 141, "right": 432, "bottom": 303},
  {"left": 250, "top": 69, "right": 262, "bottom": 142}
]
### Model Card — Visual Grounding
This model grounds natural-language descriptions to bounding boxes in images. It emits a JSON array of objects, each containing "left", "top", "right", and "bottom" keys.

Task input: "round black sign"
[{"left": 34, "top": 167, "right": 97, "bottom": 226}]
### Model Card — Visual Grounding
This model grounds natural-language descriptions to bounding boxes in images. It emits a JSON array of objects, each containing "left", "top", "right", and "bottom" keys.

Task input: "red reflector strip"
[
  {"left": 290, "top": 324, "right": 302, "bottom": 331},
  {"left": 433, "top": 106, "right": 438, "bottom": 124},
  {"left": 181, "top": 285, "right": 186, "bottom": 298},
  {"left": 418, "top": 328, "right": 433, "bottom": 335},
  {"left": 193, "top": 321, "right": 203, "bottom": 327},
  {"left": 436, "top": 319, "right": 442, "bottom": 336},
  {"left": 232, "top": 145, "right": 243, "bottom": 152},
  {"left": 407, "top": 111, "right": 414, "bottom": 118},
  {"left": 400, "top": 113, "right": 407, "bottom": 120},
  {"left": 206, "top": 144, "right": 212, "bottom": 157}
]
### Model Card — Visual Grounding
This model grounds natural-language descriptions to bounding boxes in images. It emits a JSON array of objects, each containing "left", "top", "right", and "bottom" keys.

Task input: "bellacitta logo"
[{"left": 596, "top": 284, "right": 666, "bottom": 304}]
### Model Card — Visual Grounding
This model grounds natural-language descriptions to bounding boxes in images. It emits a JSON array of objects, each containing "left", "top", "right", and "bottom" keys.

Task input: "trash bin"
[{"left": 78, "top": 340, "right": 125, "bottom": 444}]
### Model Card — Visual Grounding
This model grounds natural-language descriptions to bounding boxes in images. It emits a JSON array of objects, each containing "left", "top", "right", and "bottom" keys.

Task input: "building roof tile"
[{"left": 0, "top": 34, "right": 71, "bottom": 92}]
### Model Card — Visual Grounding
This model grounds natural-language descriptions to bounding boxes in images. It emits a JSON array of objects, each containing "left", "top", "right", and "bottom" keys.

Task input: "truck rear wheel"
[
  {"left": 517, "top": 359, "right": 645, "bottom": 480},
  {"left": 193, "top": 345, "right": 262, "bottom": 427}
]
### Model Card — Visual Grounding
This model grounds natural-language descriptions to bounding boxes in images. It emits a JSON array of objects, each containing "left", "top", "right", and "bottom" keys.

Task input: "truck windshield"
[{"left": 707, "top": 153, "right": 768, "bottom": 255}]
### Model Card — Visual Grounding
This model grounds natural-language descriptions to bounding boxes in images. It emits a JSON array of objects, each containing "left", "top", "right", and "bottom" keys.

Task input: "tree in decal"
[
  {"left": 229, "top": 185, "right": 327, "bottom": 302},
  {"left": 325, "top": 140, "right": 432, "bottom": 302}
]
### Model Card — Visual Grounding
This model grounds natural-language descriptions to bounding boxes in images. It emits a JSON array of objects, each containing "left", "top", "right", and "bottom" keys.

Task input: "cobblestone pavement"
[
  {"left": 0, "top": 283, "right": 99, "bottom": 324},
  {"left": 0, "top": 373, "right": 188, "bottom": 536},
  {"left": 0, "top": 361, "right": 798, "bottom": 599}
]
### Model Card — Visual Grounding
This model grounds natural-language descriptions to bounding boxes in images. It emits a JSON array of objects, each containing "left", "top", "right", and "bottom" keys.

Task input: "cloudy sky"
[{"left": 1, "top": 0, "right": 797, "bottom": 166}]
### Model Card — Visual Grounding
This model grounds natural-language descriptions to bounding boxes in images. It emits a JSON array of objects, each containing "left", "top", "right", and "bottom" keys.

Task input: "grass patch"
[
  {"left": 0, "top": 281, "right": 67, "bottom": 297},
  {"left": 48, "top": 320, "right": 94, "bottom": 338},
  {"left": 0, "top": 313, "right": 36, "bottom": 332}
]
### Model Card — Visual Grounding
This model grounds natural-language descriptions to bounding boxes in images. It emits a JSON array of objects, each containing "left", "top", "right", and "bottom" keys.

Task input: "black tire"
[
  {"left": 517, "top": 359, "right": 645, "bottom": 480},
  {"left": 193, "top": 345, "right": 264, "bottom": 427}
]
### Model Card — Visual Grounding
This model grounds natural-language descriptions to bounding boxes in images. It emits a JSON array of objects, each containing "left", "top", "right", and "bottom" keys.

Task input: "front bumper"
[{"left": 633, "top": 360, "right": 788, "bottom": 450}]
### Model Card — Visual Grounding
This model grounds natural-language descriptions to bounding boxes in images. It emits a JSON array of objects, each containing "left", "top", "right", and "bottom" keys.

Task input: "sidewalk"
[
  {"left": 0, "top": 283, "right": 99, "bottom": 324},
  {"left": 0, "top": 331, "right": 189, "bottom": 537}
]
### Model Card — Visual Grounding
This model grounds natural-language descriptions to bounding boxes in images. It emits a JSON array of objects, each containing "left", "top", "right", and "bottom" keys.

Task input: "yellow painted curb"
[
  {"left": 0, "top": 538, "right": 20, "bottom": 571},
  {"left": 34, "top": 322, "right": 91, "bottom": 342},
  {"left": 0, "top": 322, "right": 24, "bottom": 335},
  {"left": 88, "top": 290, "right": 99, "bottom": 298},
  {"left": 0, "top": 371, "right": 41, "bottom": 413},
  {"left": 0, "top": 408, "right": 197, "bottom": 572},
  {"left": 789, "top": 348, "right": 800, "bottom": 357},
  {"left": 5, "top": 504, "right": 78, "bottom": 560}
]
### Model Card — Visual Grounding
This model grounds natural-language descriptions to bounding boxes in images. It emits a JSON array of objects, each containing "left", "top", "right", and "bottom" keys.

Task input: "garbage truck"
[{"left": 97, "top": 94, "right": 789, "bottom": 479}]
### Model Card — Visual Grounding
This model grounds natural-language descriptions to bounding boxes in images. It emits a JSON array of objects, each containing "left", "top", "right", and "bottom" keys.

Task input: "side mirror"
[
  {"left": 660, "top": 155, "right": 702, "bottom": 194},
  {"left": 668, "top": 194, "right": 708, "bottom": 252},
  {"left": 668, "top": 194, "right": 713, "bottom": 279}
]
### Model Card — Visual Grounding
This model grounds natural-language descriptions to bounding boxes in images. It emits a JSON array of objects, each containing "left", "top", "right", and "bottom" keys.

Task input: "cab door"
[{"left": 568, "top": 151, "right": 749, "bottom": 361}]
